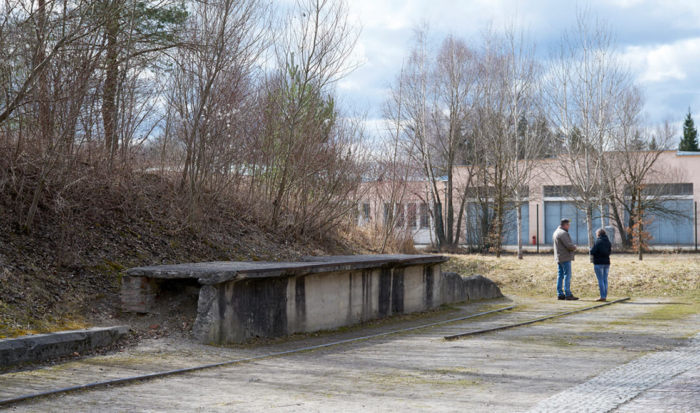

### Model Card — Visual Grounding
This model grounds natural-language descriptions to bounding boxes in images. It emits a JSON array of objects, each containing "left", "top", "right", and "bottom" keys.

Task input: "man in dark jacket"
[
  {"left": 589, "top": 228, "right": 612, "bottom": 302},
  {"left": 553, "top": 219, "right": 578, "bottom": 300}
]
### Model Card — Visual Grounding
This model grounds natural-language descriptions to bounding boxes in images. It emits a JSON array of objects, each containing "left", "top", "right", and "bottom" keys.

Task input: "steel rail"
[
  {"left": 0, "top": 305, "right": 516, "bottom": 407},
  {"left": 444, "top": 297, "right": 631, "bottom": 341}
]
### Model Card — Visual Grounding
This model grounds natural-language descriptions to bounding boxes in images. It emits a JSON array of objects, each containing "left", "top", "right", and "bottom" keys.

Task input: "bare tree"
[
  {"left": 473, "top": 28, "right": 510, "bottom": 256},
  {"left": 375, "top": 63, "right": 422, "bottom": 253},
  {"left": 0, "top": 0, "right": 104, "bottom": 126},
  {"left": 500, "top": 22, "right": 544, "bottom": 259},
  {"left": 169, "top": 0, "right": 270, "bottom": 221},
  {"left": 392, "top": 25, "right": 480, "bottom": 250},
  {"left": 99, "top": 0, "right": 187, "bottom": 165},
  {"left": 606, "top": 92, "right": 685, "bottom": 259},
  {"left": 261, "top": 0, "right": 362, "bottom": 233},
  {"left": 430, "top": 34, "right": 480, "bottom": 248},
  {"left": 0, "top": 0, "right": 107, "bottom": 232},
  {"left": 544, "top": 9, "right": 635, "bottom": 249}
]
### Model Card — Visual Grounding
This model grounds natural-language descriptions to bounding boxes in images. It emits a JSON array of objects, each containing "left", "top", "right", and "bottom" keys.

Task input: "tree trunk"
[
  {"left": 102, "top": 1, "right": 120, "bottom": 162},
  {"left": 495, "top": 196, "right": 503, "bottom": 258},
  {"left": 586, "top": 205, "right": 594, "bottom": 250},
  {"left": 23, "top": 176, "right": 46, "bottom": 233},
  {"left": 638, "top": 219, "right": 644, "bottom": 261},
  {"left": 516, "top": 204, "right": 523, "bottom": 260},
  {"left": 609, "top": 200, "right": 629, "bottom": 247},
  {"left": 36, "top": 0, "right": 52, "bottom": 148},
  {"left": 453, "top": 183, "right": 470, "bottom": 248},
  {"left": 446, "top": 173, "right": 454, "bottom": 247}
]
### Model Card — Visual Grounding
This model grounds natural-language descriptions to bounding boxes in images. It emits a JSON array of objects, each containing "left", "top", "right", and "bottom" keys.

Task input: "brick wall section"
[{"left": 121, "top": 276, "right": 158, "bottom": 313}]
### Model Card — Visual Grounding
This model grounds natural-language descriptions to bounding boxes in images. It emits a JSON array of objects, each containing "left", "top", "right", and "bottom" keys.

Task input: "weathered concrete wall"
[
  {"left": 196, "top": 264, "right": 442, "bottom": 344},
  {"left": 125, "top": 255, "right": 503, "bottom": 345},
  {"left": 121, "top": 276, "right": 158, "bottom": 313},
  {"left": 441, "top": 272, "right": 503, "bottom": 304},
  {"left": 0, "top": 326, "right": 130, "bottom": 367}
]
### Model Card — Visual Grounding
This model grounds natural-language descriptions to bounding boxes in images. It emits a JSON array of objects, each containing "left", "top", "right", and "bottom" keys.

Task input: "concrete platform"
[
  {"left": 126, "top": 254, "right": 450, "bottom": 284},
  {"left": 122, "top": 255, "right": 497, "bottom": 344}
]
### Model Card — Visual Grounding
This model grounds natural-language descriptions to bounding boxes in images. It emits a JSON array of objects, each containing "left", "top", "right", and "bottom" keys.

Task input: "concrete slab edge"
[{"left": 0, "top": 326, "right": 130, "bottom": 368}]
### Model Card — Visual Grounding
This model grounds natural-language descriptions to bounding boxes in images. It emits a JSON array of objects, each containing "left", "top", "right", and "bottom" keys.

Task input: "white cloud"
[
  {"left": 331, "top": 0, "right": 700, "bottom": 124},
  {"left": 624, "top": 37, "right": 700, "bottom": 83},
  {"left": 607, "top": 0, "right": 646, "bottom": 8}
]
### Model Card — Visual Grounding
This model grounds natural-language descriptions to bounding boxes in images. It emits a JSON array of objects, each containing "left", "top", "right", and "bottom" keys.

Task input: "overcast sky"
[{"left": 334, "top": 0, "right": 700, "bottom": 137}]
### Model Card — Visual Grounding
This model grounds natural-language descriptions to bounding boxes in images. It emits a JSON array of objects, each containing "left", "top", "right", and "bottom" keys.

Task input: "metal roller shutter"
[
  {"left": 544, "top": 201, "right": 603, "bottom": 245},
  {"left": 646, "top": 200, "right": 693, "bottom": 245}
]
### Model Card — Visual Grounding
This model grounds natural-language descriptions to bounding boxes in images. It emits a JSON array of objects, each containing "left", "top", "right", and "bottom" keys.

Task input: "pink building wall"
[{"left": 361, "top": 151, "right": 700, "bottom": 247}]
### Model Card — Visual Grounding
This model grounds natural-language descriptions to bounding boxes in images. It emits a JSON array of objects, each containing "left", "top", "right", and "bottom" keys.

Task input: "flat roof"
[{"left": 126, "top": 254, "right": 449, "bottom": 285}]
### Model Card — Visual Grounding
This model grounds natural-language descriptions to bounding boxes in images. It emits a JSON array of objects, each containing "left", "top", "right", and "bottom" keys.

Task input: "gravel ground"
[{"left": 2, "top": 294, "right": 699, "bottom": 412}]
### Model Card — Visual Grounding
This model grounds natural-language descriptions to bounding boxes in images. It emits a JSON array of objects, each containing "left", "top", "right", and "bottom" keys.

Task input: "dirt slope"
[{"left": 0, "top": 170, "right": 355, "bottom": 339}]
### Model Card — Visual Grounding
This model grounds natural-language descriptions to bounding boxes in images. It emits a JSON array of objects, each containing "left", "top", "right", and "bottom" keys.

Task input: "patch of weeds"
[
  {"left": 0, "top": 306, "right": 89, "bottom": 339},
  {"left": 433, "top": 367, "right": 479, "bottom": 375},
  {"left": 583, "top": 322, "right": 614, "bottom": 332},
  {"left": 91, "top": 260, "right": 125, "bottom": 276},
  {"left": 552, "top": 338, "right": 577, "bottom": 347},
  {"left": 636, "top": 302, "right": 700, "bottom": 322}
]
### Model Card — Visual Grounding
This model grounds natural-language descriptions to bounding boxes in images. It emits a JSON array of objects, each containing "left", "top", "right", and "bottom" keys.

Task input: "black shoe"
[
  {"left": 565, "top": 295, "right": 579, "bottom": 301},
  {"left": 557, "top": 295, "right": 566, "bottom": 300}
]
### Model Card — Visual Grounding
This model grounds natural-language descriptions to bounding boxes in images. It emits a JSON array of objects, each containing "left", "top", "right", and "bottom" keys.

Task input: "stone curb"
[{"left": 0, "top": 326, "right": 130, "bottom": 367}]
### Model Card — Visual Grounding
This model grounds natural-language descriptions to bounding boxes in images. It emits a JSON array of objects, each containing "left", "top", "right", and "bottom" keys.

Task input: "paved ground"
[
  {"left": 529, "top": 331, "right": 700, "bottom": 412},
  {"left": 616, "top": 366, "right": 700, "bottom": 412},
  {"left": 1, "top": 295, "right": 699, "bottom": 412}
]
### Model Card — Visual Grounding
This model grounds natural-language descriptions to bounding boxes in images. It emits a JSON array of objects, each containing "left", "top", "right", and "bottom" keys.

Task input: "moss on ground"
[
  {"left": 635, "top": 302, "right": 700, "bottom": 322},
  {"left": 0, "top": 305, "right": 88, "bottom": 339},
  {"left": 367, "top": 370, "right": 482, "bottom": 388}
]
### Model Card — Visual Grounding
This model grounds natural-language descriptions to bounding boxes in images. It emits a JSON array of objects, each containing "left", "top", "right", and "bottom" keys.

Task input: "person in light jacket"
[
  {"left": 589, "top": 228, "right": 612, "bottom": 302},
  {"left": 553, "top": 219, "right": 578, "bottom": 300}
]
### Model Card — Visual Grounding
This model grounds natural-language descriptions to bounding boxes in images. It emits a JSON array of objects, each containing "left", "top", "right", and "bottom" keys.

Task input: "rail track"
[{"left": 0, "top": 298, "right": 631, "bottom": 407}]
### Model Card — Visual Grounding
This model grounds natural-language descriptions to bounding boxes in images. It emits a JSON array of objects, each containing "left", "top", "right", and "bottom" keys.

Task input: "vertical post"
[
  {"left": 536, "top": 203, "right": 540, "bottom": 254},
  {"left": 436, "top": 202, "right": 443, "bottom": 253},
  {"left": 695, "top": 201, "right": 697, "bottom": 251}
]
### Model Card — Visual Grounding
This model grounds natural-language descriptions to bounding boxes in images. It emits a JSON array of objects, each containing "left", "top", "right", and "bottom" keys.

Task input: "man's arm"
[{"left": 561, "top": 233, "right": 577, "bottom": 251}]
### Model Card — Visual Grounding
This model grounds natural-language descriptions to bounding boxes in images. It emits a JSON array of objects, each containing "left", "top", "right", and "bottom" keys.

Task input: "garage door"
[
  {"left": 503, "top": 204, "right": 529, "bottom": 245},
  {"left": 465, "top": 203, "right": 529, "bottom": 246},
  {"left": 544, "top": 201, "right": 603, "bottom": 245},
  {"left": 644, "top": 200, "right": 693, "bottom": 245}
]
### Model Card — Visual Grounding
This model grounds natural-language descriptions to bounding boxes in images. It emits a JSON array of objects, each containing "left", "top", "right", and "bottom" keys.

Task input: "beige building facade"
[{"left": 360, "top": 151, "right": 700, "bottom": 247}]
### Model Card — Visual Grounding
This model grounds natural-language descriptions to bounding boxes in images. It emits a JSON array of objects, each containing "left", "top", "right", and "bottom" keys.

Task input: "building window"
[
  {"left": 407, "top": 204, "right": 417, "bottom": 228},
  {"left": 383, "top": 203, "right": 393, "bottom": 225},
  {"left": 419, "top": 203, "right": 429, "bottom": 228},
  {"left": 362, "top": 203, "right": 370, "bottom": 220},
  {"left": 395, "top": 203, "right": 405, "bottom": 228},
  {"left": 624, "top": 183, "right": 693, "bottom": 197},
  {"left": 544, "top": 185, "right": 576, "bottom": 198}
]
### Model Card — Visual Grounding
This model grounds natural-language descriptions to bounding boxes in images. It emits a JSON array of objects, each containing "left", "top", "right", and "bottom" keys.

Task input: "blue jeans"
[
  {"left": 594, "top": 265, "right": 610, "bottom": 299},
  {"left": 557, "top": 261, "right": 572, "bottom": 297}
]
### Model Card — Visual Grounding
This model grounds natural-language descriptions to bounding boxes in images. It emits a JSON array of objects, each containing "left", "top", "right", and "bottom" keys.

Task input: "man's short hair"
[
  {"left": 560, "top": 219, "right": 570, "bottom": 226},
  {"left": 596, "top": 228, "right": 607, "bottom": 237}
]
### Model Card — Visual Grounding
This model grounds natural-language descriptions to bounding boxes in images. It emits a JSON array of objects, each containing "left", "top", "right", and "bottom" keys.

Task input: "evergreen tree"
[
  {"left": 648, "top": 137, "right": 658, "bottom": 151},
  {"left": 679, "top": 108, "right": 699, "bottom": 151},
  {"left": 630, "top": 130, "right": 646, "bottom": 150}
]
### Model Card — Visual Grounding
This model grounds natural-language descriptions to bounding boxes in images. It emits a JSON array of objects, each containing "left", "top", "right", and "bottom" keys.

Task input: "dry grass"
[
  {"left": 343, "top": 225, "right": 417, "bottom": 254},
  {"left": 443, "top": 252, "right": 700, "bottom": 299}
]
